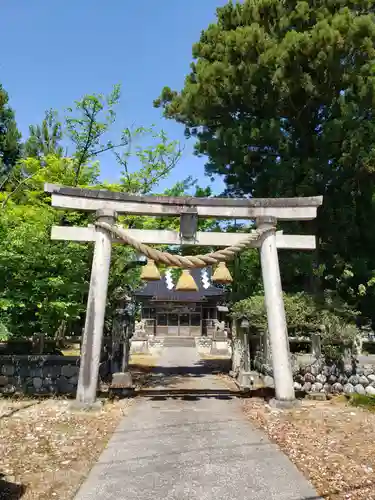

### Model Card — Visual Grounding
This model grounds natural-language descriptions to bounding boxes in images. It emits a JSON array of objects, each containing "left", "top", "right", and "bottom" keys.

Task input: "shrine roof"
[{"left": 134, "top": 267, "right": 226, "bottom": 302}]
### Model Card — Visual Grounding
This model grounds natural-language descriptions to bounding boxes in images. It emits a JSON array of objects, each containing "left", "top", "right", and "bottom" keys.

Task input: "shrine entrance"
[
  {"left": 156, "top": 306, "right": 200, "bottom": 337},
  {"left": 45, "top": 183, "right": 323, "bottom": 408},
  {"left": 143, "top": 303, "right": 221, "bottom": 338}
]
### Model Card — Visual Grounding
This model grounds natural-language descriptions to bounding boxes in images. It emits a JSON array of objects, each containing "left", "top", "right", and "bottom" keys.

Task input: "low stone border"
[
  {"left": 255, "top": 358, "right": 375, "bottom": 396},
  {"left": 0, "top": 355, "right": 80, "bottom": 395}
]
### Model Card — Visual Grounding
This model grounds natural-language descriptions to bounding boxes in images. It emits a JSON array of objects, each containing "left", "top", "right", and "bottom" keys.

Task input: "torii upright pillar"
[
  {"left": 257, "top": 216, "right": 295, "bottom": 402},
  {"left": 75, "top": 209, "right": 116, "bottom": 408}
]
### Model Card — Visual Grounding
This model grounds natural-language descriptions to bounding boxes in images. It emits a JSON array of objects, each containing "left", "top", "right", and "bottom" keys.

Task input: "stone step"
[{"left": 162, "top": 337, "right": 196, "bottom": 347}]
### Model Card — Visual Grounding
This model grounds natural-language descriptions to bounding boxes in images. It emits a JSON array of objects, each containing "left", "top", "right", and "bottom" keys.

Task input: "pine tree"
[
  {"left": 24, "top": 109, "right": 64, "bottom": 158},
  {"left": 0, "top": 84, "right": 22, "bottom": 179},
  {"left": 155, "top": 0, "right": 375, "bottom": 320}
]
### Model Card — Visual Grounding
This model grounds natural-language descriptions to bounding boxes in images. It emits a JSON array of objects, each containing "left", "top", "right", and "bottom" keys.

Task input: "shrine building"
[{"left": 134, "top": 267, "right": 229, "bottom": 338}]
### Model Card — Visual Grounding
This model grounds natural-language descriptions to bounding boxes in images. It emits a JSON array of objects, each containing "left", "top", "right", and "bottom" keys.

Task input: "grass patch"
[
  {"left": 61, "top": 349, "right": 80, "bottom": 356},
  {"left": 199, "top": 354, "right": 230, "bottom": 359},
  {"left": 129, "top": 353, "right": 156, "bottom": 368},
  {"left": 348, "top": 393, "right": 375, "bottom": 411}
]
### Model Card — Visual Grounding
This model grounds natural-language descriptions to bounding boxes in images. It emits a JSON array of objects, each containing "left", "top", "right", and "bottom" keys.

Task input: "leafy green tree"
[
  {"left": 64, "top": 84, "right": 183, "bottom": 191},
  {"left": 0, "top": 81, "right": 225, "bottom": 340},
  {"left": 0, "top": 84, "right": 22, "bottom": 182},
  {"left": 229, "top": 250, "right": 262, "bottom": 302},
  {"left": 65, "top": 84, "right": 127, "bottom": 184},
  {"left": 24, "top": 109, "right": 64, "bottom": 158},
  {"left": 0, "top": 155, "right": 99, "bottom": 211},
  {"left": 0, "top": 163, "right": 92, "bottom": 338},
  {"left": 0, "top": 151, "right": 185, "bottom": 339},
  {"left": 114, "top": 127, "right": 181, "bottom": 194},
  {"left": 155, "top": 0, "right": 375, "bottom": 322}
]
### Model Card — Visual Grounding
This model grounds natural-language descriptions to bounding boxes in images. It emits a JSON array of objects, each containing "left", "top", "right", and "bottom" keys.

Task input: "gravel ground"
[
  {"left": 243, "top": 396, "right": 375, "bottom": 499},
  {"left": 0, "top": 398, "right": 132, "bottom": 500},
  {"left": 0, "top": 353, "right": 158, "bottom": 500}
]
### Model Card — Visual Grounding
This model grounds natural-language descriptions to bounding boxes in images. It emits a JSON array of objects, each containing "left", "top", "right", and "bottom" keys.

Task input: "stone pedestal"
[
  {"left": 269, "top": 398, "right": 301, "bottom": 409},
  {"left": 130, "top": 339, "right": 149, "bottom": 354},
  {"left": 211, "top": 340, "right": 231, "bottom": 356},
  {"left": 148, "top": 337, "right": 164, "bottom": 355},
  {"left": 237, "top": 370, "right": 266, "bottom": 392},
  {"left": 70, "top": 400, "right": 103, "bottom": 413},
  {"left": 195, "top": 337, "right": 212, "bottom": 355},
  {"left": 110, "top": 371, "right": 134, "bottom": 397}
]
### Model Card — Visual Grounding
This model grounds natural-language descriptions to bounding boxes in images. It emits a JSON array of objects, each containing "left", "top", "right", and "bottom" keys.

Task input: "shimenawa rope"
[{"left": 95, "top": 221, "right": 274, "bottom": 269}]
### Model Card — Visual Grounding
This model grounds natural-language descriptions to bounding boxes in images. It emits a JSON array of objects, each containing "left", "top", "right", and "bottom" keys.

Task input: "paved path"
[{"left": 75, "top": 348, "right": 320, "bottom": 500}]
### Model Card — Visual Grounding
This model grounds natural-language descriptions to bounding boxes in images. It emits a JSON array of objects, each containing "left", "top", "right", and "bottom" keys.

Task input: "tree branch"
[
  {"left": 1, "top": 165, "right": 48, "bottom": 210},
  {"left": 91, "top": 140, "right": 129, "bottom": 156},
  {"left": 73, "top": 102, "right": 99, "bottom": 186}
]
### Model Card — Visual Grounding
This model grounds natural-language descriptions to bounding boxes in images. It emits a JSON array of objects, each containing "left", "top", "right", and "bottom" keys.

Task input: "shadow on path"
[
  {"left": 138, "top": 388, "right": 240, "bottom": 400},
  {"left": 137, "top": 386, "right": 280, "bottom": 401},
  {"left": 136, "top": 356, "right": 279, "bottom": 401},
  {"left": 0, "top": 474, "right": 26, "bottom": 500},
  {"left": 137, "top": 357, "right": 233, "bottom": 392},
  {"left": 150, "top": 357, "right": 231, "bottom": 377}
]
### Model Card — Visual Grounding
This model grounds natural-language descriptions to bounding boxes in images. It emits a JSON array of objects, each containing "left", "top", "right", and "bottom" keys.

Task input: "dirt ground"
[
  {"left": 0, "top": 398, "right": 131, "bottom": 500},
  {"left": 243, "top": 396, "right": 375, "bottom": 499},
  {"left": 0, "top": 353, "right": 157, "bottom": 500}
]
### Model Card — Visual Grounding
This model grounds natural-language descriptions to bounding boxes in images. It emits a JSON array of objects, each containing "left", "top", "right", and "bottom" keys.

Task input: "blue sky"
[{"left": 1, "top": 0, "right": 228, "bottom": 194}]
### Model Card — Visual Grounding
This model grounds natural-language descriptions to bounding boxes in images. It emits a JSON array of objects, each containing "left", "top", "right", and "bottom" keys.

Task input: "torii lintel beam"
[
  {"left": 51, "top": 226, "right": 316, "bottom": 250},
  {"left": 44, "top": 184, "right": 323, "bottom": 221}
]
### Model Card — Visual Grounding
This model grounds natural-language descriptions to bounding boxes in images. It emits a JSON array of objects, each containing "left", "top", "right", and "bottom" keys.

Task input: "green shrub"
[
  {"left": 232, "top": 292, "right": 360, "bottom": 362},
  {"left": 319, "top": 312, "right": 359, "bottom": 363},
  {"left": 232, "top": 292, "right": 320, "bottom": 336}
]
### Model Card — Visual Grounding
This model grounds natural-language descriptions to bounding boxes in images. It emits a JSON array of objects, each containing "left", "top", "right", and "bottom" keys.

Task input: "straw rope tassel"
[
  {"left": 212, "top": 262, "right": 233, "bottom": 284},
  {"left": 140, "top": 259, "right": 160, "bottom": 281},
  {"left": 175, "top": 270, "right": 198, "bottom": 291}
]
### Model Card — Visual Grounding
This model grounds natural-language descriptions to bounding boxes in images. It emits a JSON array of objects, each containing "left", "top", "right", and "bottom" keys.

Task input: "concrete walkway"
[{"left": 75, "top": 348, "right": 320, "bottom": 500}]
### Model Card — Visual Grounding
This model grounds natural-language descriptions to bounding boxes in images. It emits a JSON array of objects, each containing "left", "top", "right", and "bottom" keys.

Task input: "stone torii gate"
[{"left": 45, "top": 183, "right": 322, "bottom": 408}]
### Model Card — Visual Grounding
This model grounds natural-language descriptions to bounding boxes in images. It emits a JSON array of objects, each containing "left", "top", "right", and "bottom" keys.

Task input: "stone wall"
[
  {"left": 0, "top": 355, "right": 80, "bottom": 395},
  {"left": 255, "top": 356, "right": 375, "bottom": 396}
]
